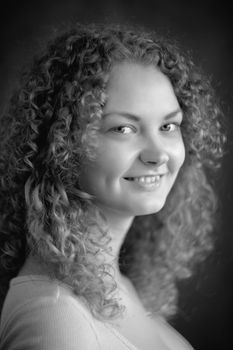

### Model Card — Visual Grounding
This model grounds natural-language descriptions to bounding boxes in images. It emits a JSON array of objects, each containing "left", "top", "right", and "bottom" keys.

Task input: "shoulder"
[
  {"left": 153, "top": 317, "right": 194, "bottom": 350},
  {"left": 0, "top": 276, "right": 101, "bottom": 350}
]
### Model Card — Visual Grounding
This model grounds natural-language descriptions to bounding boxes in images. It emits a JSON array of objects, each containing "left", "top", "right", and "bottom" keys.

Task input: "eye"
[
  {"left": 110, "top": 125, "right": 137, "bottom": 134},
  {"left": 160, "top": 123, "right": 181, "bottom": 132}
]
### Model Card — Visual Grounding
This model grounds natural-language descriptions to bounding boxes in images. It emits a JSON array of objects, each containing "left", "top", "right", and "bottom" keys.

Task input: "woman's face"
[{"left": 79, "top": 62, "right": 185, "bottom": 217}]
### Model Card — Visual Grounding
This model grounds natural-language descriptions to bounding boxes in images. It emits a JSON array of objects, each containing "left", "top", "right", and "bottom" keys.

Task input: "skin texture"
[
  {"left": 0, "top": 62, "right": 189, "bottom": 350},
  {"left": 79, "top": 62, "right": 185, "bottom": 225},
  {"left": 0, "top": 24, "right": 225, "bottom": 334}
]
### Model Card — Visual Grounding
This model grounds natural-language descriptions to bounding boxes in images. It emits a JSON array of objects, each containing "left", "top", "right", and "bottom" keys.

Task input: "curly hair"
[{"left": 0, "top": 22, "right": 226, "bottom": 320}]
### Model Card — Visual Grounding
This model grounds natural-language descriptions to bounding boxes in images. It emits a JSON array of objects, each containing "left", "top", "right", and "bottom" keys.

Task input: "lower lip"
[{"left": 123, "top": 176, "right": 163, "bottom": 191}]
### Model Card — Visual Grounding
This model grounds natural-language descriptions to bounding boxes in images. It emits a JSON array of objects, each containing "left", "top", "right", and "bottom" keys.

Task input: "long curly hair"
[{"left": 0, "top": 23, "right": 226, "bottom": 320}]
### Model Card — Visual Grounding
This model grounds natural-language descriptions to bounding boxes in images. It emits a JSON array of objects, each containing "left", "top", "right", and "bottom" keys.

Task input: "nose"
[{"left": 139, "top": 137, "right": 169, "bottom": 166}]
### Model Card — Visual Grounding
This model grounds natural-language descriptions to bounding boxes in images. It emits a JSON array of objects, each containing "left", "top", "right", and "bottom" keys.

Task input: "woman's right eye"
[{"left": 110, "top": 125, "right": 137, "bottom": 134}]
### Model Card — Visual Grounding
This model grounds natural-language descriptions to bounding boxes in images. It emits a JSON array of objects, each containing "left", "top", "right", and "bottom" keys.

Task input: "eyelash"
[
  {"left": 110, "top": 122, "right": 181, "bottom": 134},
  {"left": 110, "top": 125, "right": 137, "bottom": 134},
  {"left": 160, "top": 123, "right": 182, "bottom": 132}
]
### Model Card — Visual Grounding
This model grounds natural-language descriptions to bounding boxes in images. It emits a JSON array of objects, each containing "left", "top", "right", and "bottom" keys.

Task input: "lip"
[
  {"left": 123, "top": 173, "right": 166, "bottom": 179},
  {"left": 123, "top": 174, "right": 165, "bottom": 191}
]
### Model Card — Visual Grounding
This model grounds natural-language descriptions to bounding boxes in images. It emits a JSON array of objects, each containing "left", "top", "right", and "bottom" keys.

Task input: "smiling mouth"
[{"left": 124, "top": 175, "right": 161, "bottom": 184}]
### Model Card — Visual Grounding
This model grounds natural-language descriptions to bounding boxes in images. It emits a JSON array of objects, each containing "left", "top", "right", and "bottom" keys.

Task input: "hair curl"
[{"left": 0, "top": 23, "right": 226, "bottom": 320}]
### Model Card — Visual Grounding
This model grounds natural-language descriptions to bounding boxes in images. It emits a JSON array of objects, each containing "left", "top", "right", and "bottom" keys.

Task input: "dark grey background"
[{"left": 0, "top": 1, "right": 232, "bottom": 349}]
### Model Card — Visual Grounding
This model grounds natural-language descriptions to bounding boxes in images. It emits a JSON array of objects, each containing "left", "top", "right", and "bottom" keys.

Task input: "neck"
[{"left": 96, "top": 204, "right": 134, "bottom": 284}]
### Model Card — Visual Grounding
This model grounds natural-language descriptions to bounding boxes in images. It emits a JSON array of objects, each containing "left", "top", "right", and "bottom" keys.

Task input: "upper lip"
[{"left": 124, "top": 173, "right": 166, "bottom": 178}]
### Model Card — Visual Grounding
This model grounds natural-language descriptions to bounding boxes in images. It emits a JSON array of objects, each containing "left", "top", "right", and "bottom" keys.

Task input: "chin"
[
  {"left": 134, "top": 206, "right": 164, "bottom": 216},
  {"left": 127, "top": 198, "right": 167, "bottom": 216}
]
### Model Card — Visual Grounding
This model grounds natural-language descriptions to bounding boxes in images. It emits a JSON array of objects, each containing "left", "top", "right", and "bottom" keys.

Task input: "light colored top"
[{"left": 0, "top": 275, "right": 193, "bottom": 350}]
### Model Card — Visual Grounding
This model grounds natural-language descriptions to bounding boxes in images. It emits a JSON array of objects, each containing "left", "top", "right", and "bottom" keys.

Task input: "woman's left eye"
[
  {"left": 160, "top": 123, "right": 181, "bottom": 132},
  {"left": 110, "top": 125, "right": 136, "bottom": 134}
]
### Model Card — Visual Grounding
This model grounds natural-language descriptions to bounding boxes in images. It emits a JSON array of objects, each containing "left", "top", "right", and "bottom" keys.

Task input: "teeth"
[
  {"left": 136, "top": 175, "right": 160, "bottom": 184},
  {"left": 126, "top": 175, "right": 160, "bottom": 184}
]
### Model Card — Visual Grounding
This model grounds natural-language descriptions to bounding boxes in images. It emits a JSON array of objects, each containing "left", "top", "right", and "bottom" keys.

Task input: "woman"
[{"left": 0, "top": 23, "right": 225, "bottom": 349}]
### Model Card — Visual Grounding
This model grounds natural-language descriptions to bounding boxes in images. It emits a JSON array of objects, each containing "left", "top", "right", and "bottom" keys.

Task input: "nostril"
[{"left": 139, "top": 151, "right": 169, "bottom": 166}]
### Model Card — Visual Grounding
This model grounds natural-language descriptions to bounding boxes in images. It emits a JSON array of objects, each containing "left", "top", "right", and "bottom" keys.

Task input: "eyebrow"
[{"left": 102, "top": 108, "right": 183, "bottom": 122}]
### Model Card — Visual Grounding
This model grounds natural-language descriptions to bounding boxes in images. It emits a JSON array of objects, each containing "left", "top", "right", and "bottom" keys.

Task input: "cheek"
[
  {"left": 81, "top": 152, "right": 130, "bottom": 190},
  {"left": 170, "top": 141, "right": 185, "bottom": 172},
  {"left": 177, "top": 143, "right": 186, "bottom": 169},
  {"left": 95, "top": 142, "right": 135, "bottom": 177}
]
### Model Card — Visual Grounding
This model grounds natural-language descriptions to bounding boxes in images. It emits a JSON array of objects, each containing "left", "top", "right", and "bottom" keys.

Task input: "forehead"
[{"left": 104, "top": 62, "right": 180, "bottom": 116}]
